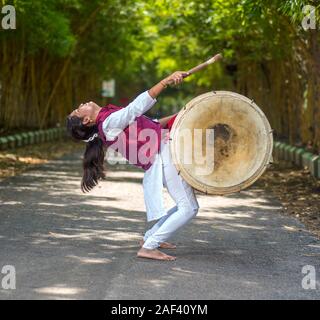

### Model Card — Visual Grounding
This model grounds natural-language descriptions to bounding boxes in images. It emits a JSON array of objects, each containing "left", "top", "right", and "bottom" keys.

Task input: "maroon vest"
[{"left": 96, "top": 104, "right": 163, "bottom": 171}]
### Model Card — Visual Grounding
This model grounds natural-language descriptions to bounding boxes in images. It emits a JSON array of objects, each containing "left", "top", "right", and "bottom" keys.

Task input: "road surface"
[{"left": 0, "top": 152, "right": 319, "bottom": 299}]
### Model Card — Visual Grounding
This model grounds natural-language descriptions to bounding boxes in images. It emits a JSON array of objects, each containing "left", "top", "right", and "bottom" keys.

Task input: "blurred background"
[{"left": 0, "top": 0, "right": 319, "bottom": 153}]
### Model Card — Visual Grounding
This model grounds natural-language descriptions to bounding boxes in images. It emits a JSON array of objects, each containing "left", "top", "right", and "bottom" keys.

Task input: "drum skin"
[{"left": 169, "top": 91, "right": 273, "bottom": 195}]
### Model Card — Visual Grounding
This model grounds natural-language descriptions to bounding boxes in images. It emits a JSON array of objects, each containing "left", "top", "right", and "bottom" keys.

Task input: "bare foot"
[
  {"left": 137, "top": 248, "right": 176, "bottom": 261},
  {"left": 139, "top": 239, "right": 176, "bottom": 249}
]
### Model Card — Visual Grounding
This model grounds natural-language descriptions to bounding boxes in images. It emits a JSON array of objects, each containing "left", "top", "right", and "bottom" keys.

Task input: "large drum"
[{"left": 169, "top": 91, "right": 273, "bottom": 195}]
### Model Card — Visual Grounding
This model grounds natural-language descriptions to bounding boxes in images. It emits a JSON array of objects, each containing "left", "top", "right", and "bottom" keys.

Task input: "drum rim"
[{"left": 169, "top": 91, "right": 274, "bottom": 195}]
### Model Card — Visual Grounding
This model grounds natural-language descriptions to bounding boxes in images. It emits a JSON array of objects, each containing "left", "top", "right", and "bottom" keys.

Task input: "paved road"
[{"left": 0, "top": 152, "right": 319, "bottom": 300}]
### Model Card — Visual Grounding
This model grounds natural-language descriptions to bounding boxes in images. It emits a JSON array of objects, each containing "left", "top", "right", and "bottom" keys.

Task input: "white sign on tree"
[{"left": 102, "top": 79, "right": 115, "bottom": 98}]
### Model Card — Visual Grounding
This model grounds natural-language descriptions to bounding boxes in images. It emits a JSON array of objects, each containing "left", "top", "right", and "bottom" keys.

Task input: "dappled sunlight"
[
  {"left": 38, "top": 228, "right": 142, "bottom": 242},
  {"left": 200, "top": 211, "right": 252, "bottom": 219},
  {"left": 145, "top": 279, "right": 171, "bottom": 288},
  {"left": 241, "top": 280, "right": 260, "bottom": 287},
  {"left": 104, "top": 215, "right": 142, "bottom": 223},
  {"left": 99, "top": 243, "right": 139, "bottom": 250},
  {"left": 223, "top": 223, "right": 265, "bottom": 230},
  {"left": 194, "top": 239, "right": 210, "bottom": 244},
  {"left": 212, "top": 226, "right": 239, "bottom": 233},
  {"left": 0, "top": 201, "right": 23, "bottom": 205},
  {"left": 30, "top": 238, "right": 61, "bottom": 245},
  {"left": 228, "top": 249, "right": 244, "bottom": 255},
  {"left": 66, "top": 255, "right": 112, "bottom": 265},
  {"left": 48, "top": 231, "right": 105, "bottom": 240},
  {"left": 191, "top": 188, "right": 283, "bottom": 235},
  {"left": 282, "top": 225, "right": 303, "bottom": 232},
  {"left": 75, "top": 199, "right": 118, "bottom": 207},
  {"left": 105, "top": 230, "right": 141, "bottom": 241},
  {"left": 1, "top": 151, "right": 320, "bottom": 300},
  {"left": 307, "top": 244, "right": 320, "bottom": 249},
  {"left": 38, "top": 202, "right": 66, "bottom": 207},
  {"left": 200, "top": 193, "right": 279, "bottom": 210},
  {"left": 34, "top": 285, "right": 86, "bottom": 296},
  {"left": 1, "top": 185, "right": 40, "bottom": 192},
  {"left": 193, "top": 214, "right": 267, "bottom": 232},
  {"left": 171, "top": 267, "right": 198, "bottom": 275},
  {"left": 170, "top": 266, "right": 237, "bottom": 278}
]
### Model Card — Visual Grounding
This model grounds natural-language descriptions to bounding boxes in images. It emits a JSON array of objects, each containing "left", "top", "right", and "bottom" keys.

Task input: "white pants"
[{"left": 142, "top": 140, "right": 199, "bottom": 250}]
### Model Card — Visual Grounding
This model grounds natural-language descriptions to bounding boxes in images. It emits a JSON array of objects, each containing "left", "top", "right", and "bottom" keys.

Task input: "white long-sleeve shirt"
[
  {"left": 102, "top": 91, "right": 166, "bottom": 221},
  {"left": 102, "top": 90, "right": 157, "bottom": 141}
]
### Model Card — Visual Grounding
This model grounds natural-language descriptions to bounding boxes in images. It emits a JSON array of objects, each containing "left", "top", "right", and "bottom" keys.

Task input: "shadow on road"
[{"left": 0, "top": 152, "right": 319, "bottom": 299}]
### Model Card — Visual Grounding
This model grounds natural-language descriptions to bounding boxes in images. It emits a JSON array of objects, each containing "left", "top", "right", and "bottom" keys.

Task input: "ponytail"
[
  {"left": 81, "top": 137, "right": 105, "bottom": 192},
  {"left": 66, "top": 116, "right": 105, "bottom": 192}
]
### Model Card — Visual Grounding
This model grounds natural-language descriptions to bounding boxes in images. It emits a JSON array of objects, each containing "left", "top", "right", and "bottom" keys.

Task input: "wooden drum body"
[{"left": 169, "top": 91, "right": 273, "bottom": 195}]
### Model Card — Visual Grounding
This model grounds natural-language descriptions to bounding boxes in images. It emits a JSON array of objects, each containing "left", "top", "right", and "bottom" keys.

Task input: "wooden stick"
[{"left": 184, "top": 53, "right": 223, "bottom": 77}]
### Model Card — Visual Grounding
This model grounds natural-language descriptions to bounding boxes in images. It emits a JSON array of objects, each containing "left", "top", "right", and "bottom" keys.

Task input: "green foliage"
[
  {"left": 0, "top": 0, "right": 319, "bottom": 149},
  {"left": 0, "top": 0, "right": 76, "bottom": 56},
  {"left": 0, "top": 0, "right": 315, "bottom": 83}
]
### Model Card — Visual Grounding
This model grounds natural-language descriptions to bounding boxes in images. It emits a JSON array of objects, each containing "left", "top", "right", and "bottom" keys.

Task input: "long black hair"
[{"left": 66, "top": 116, "right": 105, "bottom": 192}]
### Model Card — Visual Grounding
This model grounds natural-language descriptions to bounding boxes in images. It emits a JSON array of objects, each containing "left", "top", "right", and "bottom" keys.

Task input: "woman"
[{"left": 66, "top": 71, "right": 199, "bottom": 261}]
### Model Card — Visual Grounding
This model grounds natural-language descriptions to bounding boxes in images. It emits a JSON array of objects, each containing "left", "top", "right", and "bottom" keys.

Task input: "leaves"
[{"left": 0, "top": 0, "right": 319, "bottom": 152}]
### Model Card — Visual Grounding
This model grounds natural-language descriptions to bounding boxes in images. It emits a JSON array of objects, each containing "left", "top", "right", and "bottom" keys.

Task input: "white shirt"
[{"left": 102, "top": 91, "right": 166, "bottom": 221}]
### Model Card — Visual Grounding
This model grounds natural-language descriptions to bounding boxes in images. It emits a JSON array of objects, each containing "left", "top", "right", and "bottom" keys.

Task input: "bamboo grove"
[{"left": 0, "top": 0, "right": 319, "bottom": 152}]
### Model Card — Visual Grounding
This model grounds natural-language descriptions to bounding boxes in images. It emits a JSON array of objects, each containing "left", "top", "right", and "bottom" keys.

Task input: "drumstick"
[
  {"left": 165, "top": 53, "right": 222, "bottom": 86},
  {"left": 184, "top": 53, "right": 223, "bottom": 78}
]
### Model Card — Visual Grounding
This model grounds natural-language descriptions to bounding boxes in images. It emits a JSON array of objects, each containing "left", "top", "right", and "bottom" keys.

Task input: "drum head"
[{"left": 170, "top": 91, "right": 273, "bottom": 195}]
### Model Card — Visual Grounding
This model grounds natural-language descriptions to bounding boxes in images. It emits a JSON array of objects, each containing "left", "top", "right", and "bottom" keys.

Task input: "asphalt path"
[{"left": 0, "top": 152, "right": 319, "bottom": 299}]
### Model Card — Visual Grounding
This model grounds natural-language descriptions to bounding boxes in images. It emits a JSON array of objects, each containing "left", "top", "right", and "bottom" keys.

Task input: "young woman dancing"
[{"left": 66, "top": 71, "right": 199, "bottom": 261}]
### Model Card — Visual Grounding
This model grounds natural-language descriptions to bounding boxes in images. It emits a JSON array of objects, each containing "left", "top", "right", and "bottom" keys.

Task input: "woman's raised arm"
[{"left": 102, "top": 71, "right": 189, "bottom": 141}]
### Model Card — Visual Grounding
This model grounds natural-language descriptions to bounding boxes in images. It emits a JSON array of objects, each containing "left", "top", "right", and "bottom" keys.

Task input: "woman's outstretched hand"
[
  {"left": 149, "top": 71, "right": 190, "bottom": 99},
  {"left": 162, "top": 71, "right": 190, "bottom": 87}
]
